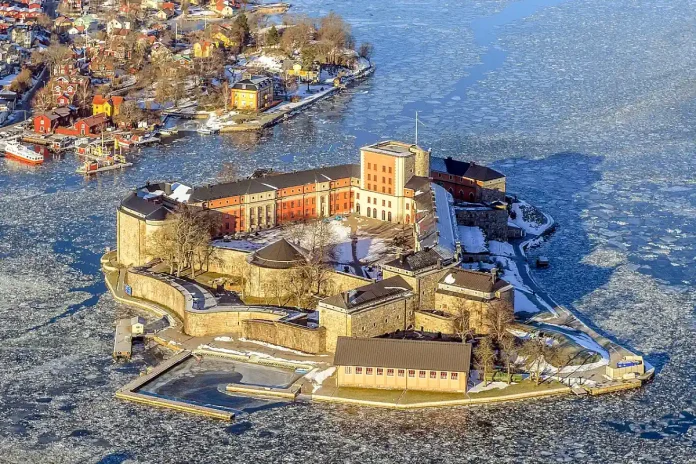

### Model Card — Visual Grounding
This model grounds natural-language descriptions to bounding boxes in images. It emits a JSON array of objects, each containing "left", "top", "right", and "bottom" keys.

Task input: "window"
[
  {"left": 388, "top": 201, "right": 392, "bottom": 208},
  {"left": 356, "top": 193, "right": 360, "bottom": 200},
  {"left": 398, "top": 369, "right": 405, "bottom": 377},
  {"left": 440, "top": 372, "right": 448, "bottom": 379},
  {"left": 382, "top": 166, "right": 386, "bottom": 172},
  {"left": 388, "top": 178, "right": 392, "bottom": 185},
  {"left": 419, "top": 370, "right": 426, "bottom": 378},
  {"left": 344, "top": 192, "right": 348, "bottom": 199},
  {"left": 388, "top": 188, "right": 392, "bottom": 194},
  {"left": 406, "top": 203, "right": 410, "bottom": 210},
  {"left": 387, "top": 369, "right": 394, "bottom": 376},
  {"left": 368, "top": 163, "right": 371, "bottom": 169},
  {"left": 382, "top": 186, "right": 386, "bottom": 193},
  {"left": 367, "top": 173, "right": 371, "bottom": 181},
  {"left": 382, "top": 200, "right": 386, "bottom": 207},
  {"left": 377, "top": 368, "right": 383, "bottom": 376},
  {"left": 382, "top": 210, "right": 386, "bottom": 221},
  {"left": 374, "top": 164, "right": 377, "bottom": 171},
  {"left": 388, "top": 167, "right": 392, "bottom": 174},
  {"left": 430, "top": 371, "right": 437, "bottom": 379},
  {"left": 356, "top": 367, "right": 363, "bottom": 374},
  {"left": 382, "top": 176, "right": 385, "bottom": 183},
  {"left": 366, "top": 368, "right": 373, "bottom": 375},
  {"left": 388, "top": 211, "right": 392, "bottom": 222},
  {"left": 368, "top": 184, "right": 371, "bottom": 190},
  {"left": 451, "top": 372, "right": 459, "bottom": 380},
  {"left": 345, "top": 367, "right": 351, "bottom": 374},
  {"left": 408, "top": 370, "right": 415, "bottom": 378}
]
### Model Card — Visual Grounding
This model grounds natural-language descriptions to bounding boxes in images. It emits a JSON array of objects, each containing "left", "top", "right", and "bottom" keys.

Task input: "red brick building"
[{"left": 430, "top": 157, "right": 506, "bottom": 203}]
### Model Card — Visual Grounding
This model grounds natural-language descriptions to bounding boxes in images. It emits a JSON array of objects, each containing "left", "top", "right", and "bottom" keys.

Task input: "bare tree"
[
  {"left": 114, "top": 100, "right": 144, "bottom": 128},
  {"left": 358, "top": 42, "right": 374, "bottom": 63},
  {"left": 453, "top": 305, "right": 474, "bottom": 342},
  {"left": 45, "top": 45, "right": 73, "bottom": 76},
  {"left": 474, "top": 336, "right": 496, "bottom": 387},
  {"left": 147, "top": 225, "right": 178, "bottom": 274},
  {"left": 221, "top": 80, "right": 230, "bottom": 112},
  {"left": 520, "top": 336, "right": 551, "bottom": 385},
  {"left": 499, "top": 334, "right": 518, "bottom": 384},
  {"left": 484, "top": 298, "right": 515, "bottom": 344},
  {"left": 31, "top": 87, "right": 55, "bottom": 112}
]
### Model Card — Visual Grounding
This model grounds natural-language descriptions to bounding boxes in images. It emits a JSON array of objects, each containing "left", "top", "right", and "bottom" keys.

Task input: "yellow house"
[
  {"left": 213, "top": 31, "right": 236, "bottom": 48},
  {"left": 92, "top": 95, "right": 124, "bottom": 117},
  {"left": 230, "top": 76, "right": 274, "bottom": 111},
  {"left": 193, "top": 41, "right": 215, "bottom": 58}
]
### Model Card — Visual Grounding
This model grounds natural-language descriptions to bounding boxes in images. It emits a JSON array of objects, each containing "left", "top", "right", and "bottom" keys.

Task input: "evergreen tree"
[{"left": 267, "top": 25, "right": 280, "bottom": 46}]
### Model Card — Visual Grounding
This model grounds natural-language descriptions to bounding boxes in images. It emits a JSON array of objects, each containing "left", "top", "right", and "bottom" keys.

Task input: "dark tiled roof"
[
  {"left": 321, "top": 276, "right": 412, "bottom": 311},
  {"left": 249, "top": 238, "right": 307, "bottom": 269},
  {"left": 383, "top": 249, "right": 441, "bottom": 273},
  {"left": 119, "top": 191, "right": 174, "bottom": 221},
  {"left": 404, "top": 175, "right": 430, "bottom": 192},
  {"left": 439, "top": 269, "right": 510, "bottom": 293},
  {"left": 334, "top": 337, "right": 472, "bottom": 372},
  {"left": 191, "top": 164, "right": 360, "bottom": 202},
  {"left": 431, "top": 157, "right": 505, "bottom": 181},
  {"left": 232, "top": 77, "right": 272, "bottom": 91}
]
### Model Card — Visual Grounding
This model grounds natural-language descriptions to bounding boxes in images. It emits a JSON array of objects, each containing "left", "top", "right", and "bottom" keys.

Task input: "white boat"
[
  {"left": 3, "top": 140, "right": 44, "bottom": 165},
  {"left": 197, "top": 126, "right": 220, "bottom": 135}
]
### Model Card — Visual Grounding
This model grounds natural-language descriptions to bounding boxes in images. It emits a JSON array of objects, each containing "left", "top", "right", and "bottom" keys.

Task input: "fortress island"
[{"left": 103, "top": 141, "right": 653, "bottom": 418}]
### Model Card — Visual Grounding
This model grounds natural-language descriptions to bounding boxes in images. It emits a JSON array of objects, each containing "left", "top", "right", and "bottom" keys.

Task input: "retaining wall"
[{"left": 242, "top": 319, "right": 326, "bottom": 354}]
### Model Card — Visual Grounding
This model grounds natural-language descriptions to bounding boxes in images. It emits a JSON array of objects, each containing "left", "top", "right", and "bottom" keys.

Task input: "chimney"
[{"left": 491, "top": 268, "right": 498, "bottom": 283}]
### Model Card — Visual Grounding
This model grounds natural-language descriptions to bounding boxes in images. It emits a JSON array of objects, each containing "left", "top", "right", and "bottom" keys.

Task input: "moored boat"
[{"left": 4, "top": 140, "right": 44, "bottom": 165}]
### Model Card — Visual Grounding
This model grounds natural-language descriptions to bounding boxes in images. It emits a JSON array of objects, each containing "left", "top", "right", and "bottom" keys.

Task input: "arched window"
[
  {"left": 366, "top": 207, "right": 371, "bottom": 218},
  {"left": 388, "top": 211, "right": 392, "bottom": 222},
  {"left": 459, "top": 190, "right": 465, "bottom": 199},
  {"left": 355, "top": 203, "right": 361, "bottom": 215},
  {"left": 374, "top": 209, "right": 378, "bottom": 219},
  {"left": 469, "top": 192, "right": 475, "bottom": 201},
  {"left": 448, "top": 187, "right": 454, "bottom": 195},
  {"left": 405, "top": 214, "right": 410, "bottom": 224},
  {"left": 382, "top": 210, "right": 386, "bottom": 221}
]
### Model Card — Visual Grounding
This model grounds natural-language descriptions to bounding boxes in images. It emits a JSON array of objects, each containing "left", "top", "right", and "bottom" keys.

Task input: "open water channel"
[{"left": 0, "top": 0, "right": 695, "bottom": 462}]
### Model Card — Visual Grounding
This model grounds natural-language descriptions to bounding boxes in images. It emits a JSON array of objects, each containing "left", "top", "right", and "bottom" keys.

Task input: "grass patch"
[{"left": 334, "top": 387, "right": 404, "bottom": 403}]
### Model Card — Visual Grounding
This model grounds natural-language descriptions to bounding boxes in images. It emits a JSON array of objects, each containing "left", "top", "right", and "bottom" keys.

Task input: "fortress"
[{"left": 113, "top": 141, "right": 513, "bottom": 354}]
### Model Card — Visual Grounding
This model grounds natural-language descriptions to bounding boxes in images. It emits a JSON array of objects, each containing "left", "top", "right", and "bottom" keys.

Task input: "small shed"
[{"left": 130, "top": 316, "right": 146, "bottom": 335}]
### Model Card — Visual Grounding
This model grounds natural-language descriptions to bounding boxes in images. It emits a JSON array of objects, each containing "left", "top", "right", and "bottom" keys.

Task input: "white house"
[
  {"left": 130, "top": 316, "right": 146, "bottom": 335},
  {"left": 106, "top": 18, "right": 131, "bottom": 35}
]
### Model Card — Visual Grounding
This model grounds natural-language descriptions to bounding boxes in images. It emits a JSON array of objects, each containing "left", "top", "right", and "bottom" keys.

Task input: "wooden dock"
[{"left": 113, "top": 319, "right": 132, "bottom": 360}]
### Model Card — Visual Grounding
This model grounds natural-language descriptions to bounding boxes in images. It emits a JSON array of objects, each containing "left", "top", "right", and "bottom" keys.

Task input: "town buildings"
[{"left": 230, "top": 76, "right": 274, "bottom": 111}]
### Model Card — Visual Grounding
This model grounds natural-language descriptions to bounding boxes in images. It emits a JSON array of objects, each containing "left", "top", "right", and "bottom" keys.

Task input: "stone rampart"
[
  {"left": 242, "top": 319, "right": 326, "bottom": 354},
  {"left": 126, "top": 270, "right": 187, "bottom": 321}
]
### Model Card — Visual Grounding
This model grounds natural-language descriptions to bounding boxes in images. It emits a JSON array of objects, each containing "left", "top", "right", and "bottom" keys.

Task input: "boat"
[
  {"left": 197, "top": 126, "right": 220, "bottom": 135},
  {"left": 77, "top": 159, "right": 133, "bottom": 174},
  {"left": 3, "top": 140, "right": 44, "bottom": 165}
]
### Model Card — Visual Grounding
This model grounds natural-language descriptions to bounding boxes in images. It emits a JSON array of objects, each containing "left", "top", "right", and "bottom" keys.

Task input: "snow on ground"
[
  {"left": 355, "top": 237, "right": 387, "bottom": 262},
  {"left": 514, "top": 289, "right": 541, "bottom": 313},
  {"left": 238, "top": 338, "right": 319, "bottom": 356},
  {"left": 468, "top": 380, "right": 513, "bottom": 393},
  {"left": 459, "top": 225, "right": 487, "bottom": 253},
  {"left": 495, "top": 256, "right": 533, "bottom": 293},
  {"left": 214, "top": 336, "right": 233, "bottom": 342},
  {"left": 509, "top": 200, "right": 554, "bottom": 235},
  {"left": 304, "top": 366, "right": 336, "bottom": 392},
  {"left": 489, "top": 240, "right": 515, "bottom": 257},
  {"left": 199, "top": 344, "right": 319, "bottom": 365},
  {"left": 246, "top": 54, "right": 284, "bottom": 72},
  {"left": 0, "top": 72, "right": 18, "bottom": 86}
]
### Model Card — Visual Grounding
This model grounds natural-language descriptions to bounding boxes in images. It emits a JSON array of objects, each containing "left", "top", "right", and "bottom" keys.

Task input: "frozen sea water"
[{"left": 1, "top": 0, "right": 696, "bottom": 462}]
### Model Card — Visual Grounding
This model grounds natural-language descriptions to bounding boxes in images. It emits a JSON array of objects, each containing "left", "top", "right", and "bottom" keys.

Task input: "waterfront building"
[
  {"left": 334, "top": 337, "right": 471, "bottom": 392},
  {"left": 230, "top": 76, "right": 274, "bottom": 111},
  {"left": 92, "top": 95, "right": 124, "bottom": 118},
  {"left": 430, "top": 156, "right": 506, "bottom": 203}
]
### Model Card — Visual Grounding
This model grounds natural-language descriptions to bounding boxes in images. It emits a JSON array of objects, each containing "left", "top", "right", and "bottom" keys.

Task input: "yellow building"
[
  {"left": 230, "top": 76, "right": 274, "bottom": 111},
  {"left": 193, "top": 41, "right": 215, "bottom": 58},
  {"left": 92, "top": 95, "right": 123, "bottom": 118},
  {"left": 318, "top": 276, "right": 415, "bottom": 352},
  {"left": 334, "top": 337, "right": 471, "bottom": 393}
]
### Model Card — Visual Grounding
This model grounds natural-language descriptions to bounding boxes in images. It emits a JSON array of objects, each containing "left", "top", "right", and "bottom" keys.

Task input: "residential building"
[
  {"left": 318, "top": 276, "right": 415, "bottom": 352},
  {"left": 230, "top": 76, "right": 273, "bottom": 111},
  {"left": 430, "top": 156, "right": 506, "bottom": 203},
  {"left": 33, "top": 106, "right": 75, "bottom": 133},
  {"left": 334, "top": 337, "right": 471, "bottom": 392},
  {"left": 193, "top": 40, "right": 214, "bottom": 58},
  {"left": 92, "top": 94, "right": 124, "bottom": 117}
]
